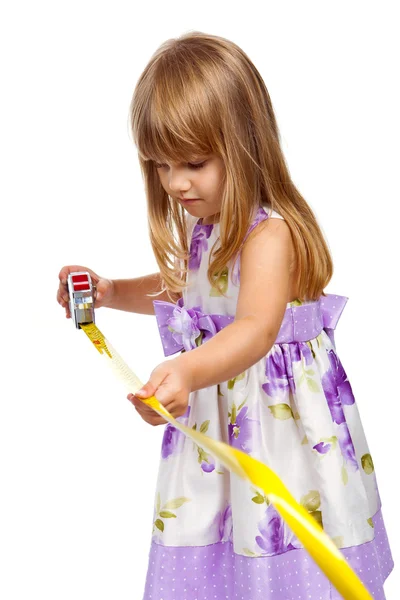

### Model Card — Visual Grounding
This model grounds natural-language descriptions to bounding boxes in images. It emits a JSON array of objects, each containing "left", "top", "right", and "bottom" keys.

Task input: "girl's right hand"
[{"left": 57, "top": 265, "right": 115, "bottom": 319}]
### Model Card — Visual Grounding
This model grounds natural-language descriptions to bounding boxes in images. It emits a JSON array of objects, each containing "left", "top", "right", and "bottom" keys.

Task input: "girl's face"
[{"left": 154, "top": 154, "right": 225, "bottom": 225}]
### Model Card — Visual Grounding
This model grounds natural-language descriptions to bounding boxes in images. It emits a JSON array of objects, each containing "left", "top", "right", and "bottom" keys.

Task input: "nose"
[{"left": 167, "top": 168, "right": 191, "bottom": 194}]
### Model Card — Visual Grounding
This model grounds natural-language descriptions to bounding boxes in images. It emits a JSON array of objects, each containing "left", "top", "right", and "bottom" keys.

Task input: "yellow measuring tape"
[{"left": 79, "top": 321, "right": 372, "bottom": 600}]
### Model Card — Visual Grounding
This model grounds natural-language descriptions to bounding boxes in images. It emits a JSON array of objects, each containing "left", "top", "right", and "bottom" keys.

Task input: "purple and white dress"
[{"left": 142, "top": 204, "right": 394, "bottom": 599}]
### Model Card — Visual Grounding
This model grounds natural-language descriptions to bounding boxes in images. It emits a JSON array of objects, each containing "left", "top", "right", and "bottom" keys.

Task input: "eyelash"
[{"left": 154, "top": 161, "right": 207, "bottom": 170}]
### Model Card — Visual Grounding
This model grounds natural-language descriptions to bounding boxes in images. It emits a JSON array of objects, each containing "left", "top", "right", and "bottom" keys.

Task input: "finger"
[
  {"left": 131, "top": 403, "right": 168, "bottom": 425},
  {"left": 135, "top": 388, "right": 174, "bottom": 409},
  {"left": 152, "top": 418, "right": 168, "bottom": 426},
  {"left": 58, "top": 267, "right": 70, "bottom": 285},
  {"left": 133, "top": 405, "right": 153, "bottom": 419},
  {"left": 130, "top": 396, "right": 171, "bottom": 421},
  {"left": 56, "top": 287, "right": 71, "bottom": 315},
  {"left": 140, "top": 398, "right": 174, "bottom": 418},
  {"left": 58, "top": 265, "right": 88, "bottom": 285},
  {"left": 57, "top": 295, "right": 71, "bottom": 318},
  {"left": 57, "top": 284, "right": 71, "bottom": 311},
  {"left": 57, "top": 286, "right": 69, "bottom": 303},
  {"left": 144, "top": 415, "right": 169, "bottom": 426},
  {"left": 136, "top": 403, "right": 159, "bottom": 418},
  {"left": 128, "top": 396, "right": 156, "bottom": 415},
  {"left": 140, "top": 403, "right": 175, "bottom": 422},
  {"left": 132, "top": 393, "right": 159, "bottom": 407},
  {"left": 134, "top": 392, "right": 176, "bottom": 415}
]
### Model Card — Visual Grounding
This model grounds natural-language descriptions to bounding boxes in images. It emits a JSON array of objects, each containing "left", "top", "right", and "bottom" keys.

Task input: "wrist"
[
  {"left": 172, "top": 352, "right": 197, "bottom": 393},
  {"left": 103, "top": 279, "right": 116, "bottom": 308}
]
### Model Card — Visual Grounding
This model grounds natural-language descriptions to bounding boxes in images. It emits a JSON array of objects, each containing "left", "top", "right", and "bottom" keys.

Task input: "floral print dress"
[{"left": 142, "top": 204, "right": 394, "bottom": 600}]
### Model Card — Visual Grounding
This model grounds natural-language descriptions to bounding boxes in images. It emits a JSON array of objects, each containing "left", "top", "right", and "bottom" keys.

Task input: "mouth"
[{"left": 179, "top": 197, "right": 201, "bottom": 204}]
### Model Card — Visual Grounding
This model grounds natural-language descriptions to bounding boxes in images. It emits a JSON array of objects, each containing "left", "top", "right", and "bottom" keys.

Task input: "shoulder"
[
  {"left": 243, "top": 208, "right": 295, "bottom": 272},
  {"left": 244, "top": 212, "right": 291, "bottom": 247},
  {"left": 241, "top": 217, "right": 294, "bottom": 276}
]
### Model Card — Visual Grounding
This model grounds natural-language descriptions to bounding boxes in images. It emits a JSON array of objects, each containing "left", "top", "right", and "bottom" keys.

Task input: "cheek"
[
  {"left": 158, "top": 174, "right": 169, "bottom": 193},
  {"left": 203, "top": 170, "right": 219, "bottom": 192},
  {"left": 209, "top": 172, "right": 225, "bottom": 196}
]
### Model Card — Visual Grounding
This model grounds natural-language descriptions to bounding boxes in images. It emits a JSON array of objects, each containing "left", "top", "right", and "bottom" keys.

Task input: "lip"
[{"left": 179, "top": 197, "right": 201, "bottom": 203}]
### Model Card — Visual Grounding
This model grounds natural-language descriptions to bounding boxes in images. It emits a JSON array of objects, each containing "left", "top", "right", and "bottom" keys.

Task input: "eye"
[
  {"left": 153, "top": 161, "right": 207, "bottom": 170},
  {"left": 188, "top": 161, "right": 207, "bottom": 169}
]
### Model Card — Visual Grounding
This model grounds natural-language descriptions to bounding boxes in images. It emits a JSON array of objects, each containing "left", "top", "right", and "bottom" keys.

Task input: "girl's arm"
[
  {"left": 176, "top": 219, "right": 294, "bottom": 391},
  {"left": 106, "top": 273, "right": 181, "bottom": 315}
]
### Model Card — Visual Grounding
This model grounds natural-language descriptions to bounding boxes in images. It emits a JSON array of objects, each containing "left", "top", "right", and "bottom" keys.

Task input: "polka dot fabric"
[{"left": 143, "top": 509, "right": 393, "bottom": 599}]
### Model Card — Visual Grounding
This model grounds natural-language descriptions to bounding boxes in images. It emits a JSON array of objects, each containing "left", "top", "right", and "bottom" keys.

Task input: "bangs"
[
  {"left": 138, "top": 126, "right": 210, "bottom": 166},
  {"left": 136, "top": 104, "right": 215, "bottom": 165},
  {"left": 131, "top": 52, "right": 223, "bottom": 165}
]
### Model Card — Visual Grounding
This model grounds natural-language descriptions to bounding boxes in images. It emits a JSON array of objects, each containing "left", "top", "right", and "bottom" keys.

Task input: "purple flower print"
[
  {"left": 321, "top": 349, "right": 358, "bottom": 471},
  {"left": 189, "top": 223, "right": 213, "bottom": 270},
  {"left": 298, "top": 342, "right": 313, "bottom": 366},
  {"left": 211, "top": 503, "right": 233, "bottom": 543},
  {"left": 220, "top": 504, "right": 233, "bottom": 541},
  {"left": 193, "top": 421, "right": 216, "bottom": 474},
  {"left": 167, "top": 305, "right": 203, "bottom": 352},
  {"left": 228, "top": 406, "right": 261, "bottom": 454},
  {"left": 262, "top": 347, "right": 291, "bottom": 397},
  {"left": 196, "top": 443, "right": 216, "bottom": 473},
  {"left": 289, "top": 342, "right": 314, "bottom": 369},
  {"left": 161, "top": 406, "right": 191, "bottom": 459},
  {"left": 201, "top": 457, "right": 215, "bottom": 473},
  {"left": 313, "top": 441, "right": 332, "bottom": 454},
  {"left": 262, "top": 343, "right": 314, "bottom": 399},
  {"left": 256, "top": 503, "right": 284, "bottom": 554},
  {"left": 338, "top": 422, "right": 358, "bottom": 471},
  {"left": 321, "top": 349, "right": 355, "bottom": 425},
  {"left": 255, "top": 503, "right": 301, "bottom": 555}
]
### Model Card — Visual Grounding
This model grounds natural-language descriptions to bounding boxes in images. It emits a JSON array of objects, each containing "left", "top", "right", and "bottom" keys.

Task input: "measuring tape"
[{"left": 67, "top": 272, "right": 373, "bottom": 600}]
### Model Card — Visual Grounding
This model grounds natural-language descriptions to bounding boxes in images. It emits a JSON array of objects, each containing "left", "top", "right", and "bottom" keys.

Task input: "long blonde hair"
[{"left": 129, "top": 31, "right": 333, "bottom": 303}]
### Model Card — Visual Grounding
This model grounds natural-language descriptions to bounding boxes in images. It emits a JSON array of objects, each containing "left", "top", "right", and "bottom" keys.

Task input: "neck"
[{"left": 202, "top": 214, "right": 220, "bottom": 225}]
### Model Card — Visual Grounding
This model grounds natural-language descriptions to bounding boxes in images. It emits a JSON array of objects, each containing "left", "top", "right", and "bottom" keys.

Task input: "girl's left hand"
[{"left": 127, "top": 358, "right": 192, "bottom": 426}]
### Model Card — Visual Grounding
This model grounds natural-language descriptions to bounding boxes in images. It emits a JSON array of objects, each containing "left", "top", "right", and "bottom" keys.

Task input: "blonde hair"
[{"left": 129, "top": 31, "right": 333, "bottom": 303}]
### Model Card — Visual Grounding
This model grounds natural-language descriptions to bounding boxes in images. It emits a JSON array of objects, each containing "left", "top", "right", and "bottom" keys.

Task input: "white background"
[{"left": 0, "top": 1, "right": 398, "bottom": 598}]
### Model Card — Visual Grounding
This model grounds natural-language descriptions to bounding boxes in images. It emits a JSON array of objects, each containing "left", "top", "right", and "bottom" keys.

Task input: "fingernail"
[{"left": 136, "top": 389, "right": 145, "bottom": 397}]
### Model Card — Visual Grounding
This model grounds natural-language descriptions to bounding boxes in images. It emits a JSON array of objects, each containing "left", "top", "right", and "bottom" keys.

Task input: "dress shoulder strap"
[
  {"left": 243, "top": 207, "right": 268, "bottom": 242},
  {"left": 243, "top": 204, "right": 285, "bottom": 243},
  {"left": 262, "top": 203, "right": 284, "bottom": 220}
]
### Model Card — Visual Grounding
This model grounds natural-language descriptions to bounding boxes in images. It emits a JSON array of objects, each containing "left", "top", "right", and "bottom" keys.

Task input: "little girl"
[{"left": 57, "top": 32, "right": 394, "bottom": 599}]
